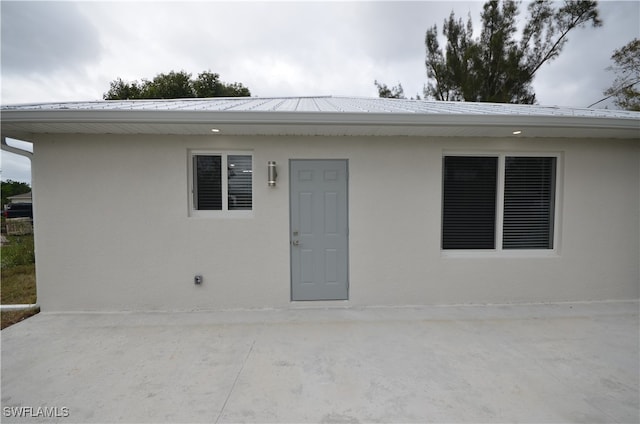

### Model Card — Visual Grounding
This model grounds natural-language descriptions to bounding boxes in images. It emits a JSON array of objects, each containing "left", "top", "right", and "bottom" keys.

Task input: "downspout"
[
  {"left": 1, "top": 136, "right": 39, "bottom": 313},
  {"left": 0, "top": 304, "right": 39, "bottom": 312},
  {"left": 1, "top": 136, "right": 33, "bottom": 159}
]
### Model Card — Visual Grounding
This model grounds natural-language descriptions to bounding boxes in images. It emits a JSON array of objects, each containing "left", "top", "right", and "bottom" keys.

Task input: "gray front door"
[{"left": 290, "top": 160, "right": 348, "bottom": 301}]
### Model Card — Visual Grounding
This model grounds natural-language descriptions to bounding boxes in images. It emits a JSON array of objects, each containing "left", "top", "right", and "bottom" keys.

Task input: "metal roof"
[
  {"left": 3, "top": 96, "right": 639, "bottom": 119},
  {"left": 1, "top": 96, "right": 639, "bottom": 139}
]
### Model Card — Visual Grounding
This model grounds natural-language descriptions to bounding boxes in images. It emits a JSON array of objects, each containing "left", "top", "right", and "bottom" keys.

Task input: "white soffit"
[{"left": 1, "top": 96, "right": 639, "bottom": 139}]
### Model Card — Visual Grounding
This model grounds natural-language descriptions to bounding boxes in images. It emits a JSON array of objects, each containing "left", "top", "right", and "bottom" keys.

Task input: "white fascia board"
[{"left": 1, "top": 109, "right": 639, "bottom": 137}]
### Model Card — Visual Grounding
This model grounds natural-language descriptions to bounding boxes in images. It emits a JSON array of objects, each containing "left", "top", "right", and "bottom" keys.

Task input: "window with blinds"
[
  {"left": 227, "top": 155, "right": 252, "bottom": 210},
  {"left": 194, "top": 155, "right": 222, "bottom": 210},
  {"left": 191, "top": 152, "right": 252, "bottom": 214},
  {"left": 503, "top": 157, "right": 556, "bottom": 249},
  {"left": 442, "top": 156, "right": 498, "bottom": 249},
  {"left": 442, "top": 154, "right": 558, "bottom": 251}
]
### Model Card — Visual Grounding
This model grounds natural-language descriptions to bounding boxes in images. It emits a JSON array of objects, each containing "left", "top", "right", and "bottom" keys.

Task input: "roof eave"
[{"left": 1, "top": 109, "right": 639, "bottom": 139}]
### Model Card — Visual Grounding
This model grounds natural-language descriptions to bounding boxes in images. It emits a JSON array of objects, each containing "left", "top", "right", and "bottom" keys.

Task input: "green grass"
[
  {"left": 1, "top": 234, "right": 38, "bottom": 329},
  {"left": 1, "top": 264, "right": 37, "bottom": 304},
  {"left": 1, "top": 234, "right": 36, "bottom": 269}
]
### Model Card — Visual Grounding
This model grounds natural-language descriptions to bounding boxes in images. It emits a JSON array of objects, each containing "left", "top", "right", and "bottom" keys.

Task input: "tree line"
[{"left": 104, "top": 70, "right": 250, "bottom": 100}]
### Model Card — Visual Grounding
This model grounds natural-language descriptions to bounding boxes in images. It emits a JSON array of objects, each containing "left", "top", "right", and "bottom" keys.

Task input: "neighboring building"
[
  {"left": 1, "top": 97, "right": 638, "bottom": 311},
  {"left": 7, "top": 191, "right": 32, "bottom": 204}
]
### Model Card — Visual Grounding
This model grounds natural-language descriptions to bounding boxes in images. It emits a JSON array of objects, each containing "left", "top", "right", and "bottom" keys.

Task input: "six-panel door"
[{"left": 290, "top": 160, "right": 349, "bottom": 301}]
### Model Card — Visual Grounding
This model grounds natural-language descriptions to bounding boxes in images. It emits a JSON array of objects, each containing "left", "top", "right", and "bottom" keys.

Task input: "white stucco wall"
[{"left": 31, "top": 134, "right": 639, "bottom": 311}]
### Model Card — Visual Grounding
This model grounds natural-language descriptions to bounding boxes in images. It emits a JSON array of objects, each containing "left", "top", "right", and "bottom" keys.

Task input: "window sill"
[
  {"left": 441, "top": 249, "right": 559, "bottom": 259},
  {"left": 189, "top": 210, "right": 254, "bottom": 219}
]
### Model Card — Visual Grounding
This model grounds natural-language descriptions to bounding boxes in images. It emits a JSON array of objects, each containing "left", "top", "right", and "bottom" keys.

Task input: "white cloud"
[
  {"left": 1, "top": 139, "right": 32, "bottom": 183},
  {"left": 533, "top": 0, "right": 640, "bottom": 107},
  {"left": 1, "top": 1, "right": 102, "bottom": 76},
  {"left": 1, "top": 0, "right": 637, "bottom": 105},
  {"left": 0, "top": 152, "right": 31, "bottom": 183}
]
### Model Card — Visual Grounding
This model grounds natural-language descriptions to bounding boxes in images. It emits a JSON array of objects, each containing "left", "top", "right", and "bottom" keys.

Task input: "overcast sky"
[{"left": 1, "top": 0, "right": 639, "bottom": 183}]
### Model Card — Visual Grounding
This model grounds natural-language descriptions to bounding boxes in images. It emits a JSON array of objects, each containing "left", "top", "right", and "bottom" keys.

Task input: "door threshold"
[{"left": 289, "top": 300, "right": 351, "bottom": 309}]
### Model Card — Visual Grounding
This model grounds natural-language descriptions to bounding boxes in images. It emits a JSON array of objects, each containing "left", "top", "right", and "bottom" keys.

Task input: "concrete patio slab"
[{"left": 1, "top": 301, "right": 638, "bottom": 423}]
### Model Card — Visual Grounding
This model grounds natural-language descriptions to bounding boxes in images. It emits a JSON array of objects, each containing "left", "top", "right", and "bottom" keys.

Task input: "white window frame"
[
  {"left": 188, "top": 150, "right": 254, "bottom": 218},
  {"left": 441, "top": 151, "right": 562, "bottom": 258}
]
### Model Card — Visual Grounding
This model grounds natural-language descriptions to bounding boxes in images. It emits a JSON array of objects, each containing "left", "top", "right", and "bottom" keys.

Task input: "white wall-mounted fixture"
[{"left": 268, "top": 161, "right": 278, "bottom": 187}]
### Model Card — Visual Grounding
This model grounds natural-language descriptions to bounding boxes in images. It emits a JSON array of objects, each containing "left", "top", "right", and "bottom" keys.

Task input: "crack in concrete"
[{"left": 215, "top": 338, "right": 256, "bottom": 424}]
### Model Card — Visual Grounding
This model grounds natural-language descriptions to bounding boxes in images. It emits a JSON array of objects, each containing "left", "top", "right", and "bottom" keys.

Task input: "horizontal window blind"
[
  {"left": 227, "top": 155, "right": 252, "bottom": 210},
  {"left": 502, "top": 157, "right": 556, "bottom": 249},
  {"left": 194, "top": 155, "right": 222, "bottom": 210},
  {"left": 442, "top": 156, "right": 498, "bottom": 249}
]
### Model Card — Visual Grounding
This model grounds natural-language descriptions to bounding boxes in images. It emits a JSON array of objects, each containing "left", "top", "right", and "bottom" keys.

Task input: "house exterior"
[
  {"left": 1, "top": 96, "right": 638, "bottom": 312},
  {"left": 6, "top": 191, "right": 33, "bottom": 204}
]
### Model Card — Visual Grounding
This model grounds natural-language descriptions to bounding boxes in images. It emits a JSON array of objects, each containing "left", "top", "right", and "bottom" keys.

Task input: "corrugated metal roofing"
[
  {"left": 3, "top": 96, "right": 639, "bottom": 120},
  {"left": 2, "top": 96, "right": 638, "bottom": 139}
]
